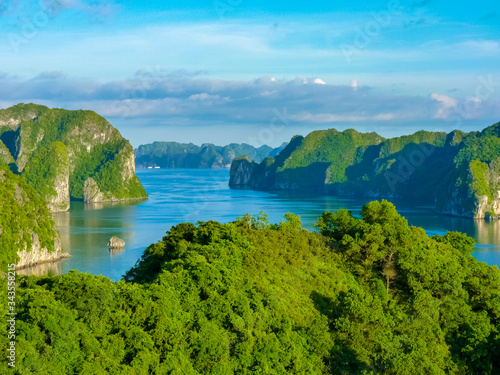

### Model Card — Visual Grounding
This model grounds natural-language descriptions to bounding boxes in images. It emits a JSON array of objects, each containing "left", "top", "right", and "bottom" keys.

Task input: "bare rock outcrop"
[
  {"left": 84, "top": 177, "right": 104, "bottom": 203},
  {"left": 229, "top": 156, "right": 258, "bottom": 187},
  {"left": 16, "top": 234, "right": 70, "bottom": 269},
  {"left": 108, "top": 236, "right": 125, "bottom": 249}
]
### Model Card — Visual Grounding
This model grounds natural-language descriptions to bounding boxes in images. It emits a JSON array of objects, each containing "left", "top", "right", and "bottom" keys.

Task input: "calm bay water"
[{"left": 20, "top": 169, "right": 500, "bottom": 280}]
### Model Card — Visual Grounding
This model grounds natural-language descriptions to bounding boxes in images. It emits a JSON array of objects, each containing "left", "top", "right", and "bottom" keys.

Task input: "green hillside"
[
  {"left": 230, "top": 123, "right": 500, "bottom": 218},
  {"left": 1, "top": 201, "right": 499, "bottom": 373},
  {"left": 0, "top": 163, "right": 61, "bottom": 268},
  {"left": 0, "top": 103, "right": 147, "bottom": 208}
]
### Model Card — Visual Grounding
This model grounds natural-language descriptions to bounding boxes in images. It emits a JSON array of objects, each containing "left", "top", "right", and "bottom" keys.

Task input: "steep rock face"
[
  {"left": 51, "top": 166, "right": 70, "bottom": 212},
  {"left": 120, "top": 143, "right": 136, "bottom": 181},
  {"left": 437, "top": 156, "right": 500, "bottom": 219},
  {"left": 477, "top": 194, "right": 500, "bottom": 219},
  {"left": 0, "top": 103, "right": 148, "bottom": 210},
  {"left": 16, "top": 234, "right": 68, "bottom": 269},
  {"left": 229, "top": 156, "right": 258, "bottom": 187},
  {"left": 0, "top": 165, "right": 69, "bottom": 269},
  {"left": 84, "top": 177, "right": 104, "bottom": 203},
  {"left": 439, "top": 192, "right": 500, "bottom": 220}
]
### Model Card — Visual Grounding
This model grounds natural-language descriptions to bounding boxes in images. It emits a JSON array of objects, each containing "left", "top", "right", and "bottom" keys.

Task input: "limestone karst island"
[{"left": 1, "top": 103, "right": 147, "bottom": 267}]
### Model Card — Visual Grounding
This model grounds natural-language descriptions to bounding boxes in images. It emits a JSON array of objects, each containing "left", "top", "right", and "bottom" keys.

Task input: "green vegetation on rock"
[
  {"left": 0, "top": 103, "right": 147, "bottom": 208},
  {"left": 230, "top": 122, "right": 500, "bottom": 218},
  {"left": 276, "top": 129, "right": 383, "bottom": 188},
  {"left": 23, "top": 141, "right": 69, "bottom": 199},
  {"left": 469, "top": 159, "right": 493, "bottom": 203},
  {"left": 0, "top": 163, "right": 60, "bottom": 268},
  {"left": 0, "top": 140, "right": 14, "bottom": 165},
  {"left": 1, "top": 201, "right": 499, "bottom": 373}
]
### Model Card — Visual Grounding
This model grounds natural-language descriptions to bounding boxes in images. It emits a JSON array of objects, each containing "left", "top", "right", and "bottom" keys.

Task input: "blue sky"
[{"left": 0, "top": 0, "right": 499, "bottom": 147}]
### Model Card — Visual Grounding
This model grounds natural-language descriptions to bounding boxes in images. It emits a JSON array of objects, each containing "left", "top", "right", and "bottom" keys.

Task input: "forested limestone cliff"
[
  {"left": 0, "top": 103, "right": 148, "bottom": 211},
  {"left": 0, "top": 164, "right": 68, "bottom": 269},
  {"left": 230, "top": 124, "right": 500, "bottom": 219}
]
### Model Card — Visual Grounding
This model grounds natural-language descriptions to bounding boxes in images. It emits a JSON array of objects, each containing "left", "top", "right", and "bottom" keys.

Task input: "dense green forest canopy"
[
  {"left": 22, "top": 141, "right": 69, "bottom": 200},
  {"left": 1, "top": 201, "right": 499, "bottom": 374},
  {"left": 0, "top": 164, "right": 59, "bottom": 267}
]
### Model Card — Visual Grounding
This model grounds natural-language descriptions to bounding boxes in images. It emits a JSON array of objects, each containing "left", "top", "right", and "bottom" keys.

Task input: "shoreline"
[{"left": 15, "top": 251, "right": 71, "bottom": 270}]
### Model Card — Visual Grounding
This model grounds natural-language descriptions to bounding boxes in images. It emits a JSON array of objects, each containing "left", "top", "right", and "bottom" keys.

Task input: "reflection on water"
[
  {"left": 17, "top": 260, "right": 62, "bottom": 277},
  {"left": 109, "top": 247, "right": 125, "bottom": 256},
  {"left": 83, "top": 199, "right": 147, "bottom": 211},
  {"left": 475, "top": 219, "right": 500, "bottom": 245},
  {"left": 28, "top": 169, "right": 500, "bottom": 281},
  {"left": 53, "top": 211, "right": 71, "bottom": 255}
]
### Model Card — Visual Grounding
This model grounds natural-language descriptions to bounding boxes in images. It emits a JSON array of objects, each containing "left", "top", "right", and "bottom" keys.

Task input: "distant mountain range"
[
  {"left": 135, "top": 141, "right": 288, "bottom": 169},
  {"left": 229, "top": 122, "right": 500, "bottom": 219}
]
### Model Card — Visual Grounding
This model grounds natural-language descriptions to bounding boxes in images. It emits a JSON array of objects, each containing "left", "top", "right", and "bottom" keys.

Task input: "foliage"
[
  {"left": 238, "top": 127, "right": 453, "bottom": 195},
  {"left": 455, "top": 135, "right": 500, "bottom": 166},
  {"left": 69, "top": 141, "right": 146, "bottom": 200},
  {"left": 469, "top": 159, "right": 493, "bottom": 202},
  {"left": 0, "top": 139, "right": 14, "bottom": 165},
  {"left": 232, "top": 122, "right": 500, "bottom": 217},
  {"left": 22, "top": 141, "right": 69, "bottom": 200},
  {"left": 377, "top": 130, "right": 446, "bottom": 159},
  {"left": 0, "top": 164, "right": 58, "bottom": 268},
  {"left": 277, "top": 128, "right": 384, "bottom": 187},
  {"left": 0, "top": 103, "right": 148, "bottom": 203},
  {"left": 2, "top": 201, "right": 500, "bottom": 373},
  {"left": 432, "top": 231, "right": 475, "bottom": 255}
]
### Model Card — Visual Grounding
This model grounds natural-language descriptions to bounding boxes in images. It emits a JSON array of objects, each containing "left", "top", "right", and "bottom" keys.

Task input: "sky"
[{"left": 0, "top": 0, "right": 499, "bottom": 147}]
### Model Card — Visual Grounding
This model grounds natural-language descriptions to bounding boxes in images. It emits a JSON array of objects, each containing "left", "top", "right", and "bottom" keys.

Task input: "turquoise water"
[{"left": 22, "top": 169, "right": 500, "bottom": 281}]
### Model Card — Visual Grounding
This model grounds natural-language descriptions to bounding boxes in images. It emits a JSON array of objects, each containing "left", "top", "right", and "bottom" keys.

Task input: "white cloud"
[
  {"left": 431, "top": 93, "right": 457, "bottom": 119},
  {"left": 373, "top": 113, "right": 395, "bottom": 120},
  {"left": 290, "top": 112, "right": 396, "bottom": 123},
  {"left": 188, "top": 93, "right": 228, "bottom": 102},
  {"left": 1, "top": 71, "right": 498, "bottom": 144}
]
